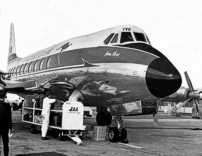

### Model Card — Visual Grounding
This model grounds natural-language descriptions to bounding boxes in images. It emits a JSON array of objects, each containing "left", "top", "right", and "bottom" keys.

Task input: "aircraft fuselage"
[{"left": 7, "top": 25, "right": 182, "bottom": 115}]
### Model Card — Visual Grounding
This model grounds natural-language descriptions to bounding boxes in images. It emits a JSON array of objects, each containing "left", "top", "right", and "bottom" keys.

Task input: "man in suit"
[{"left": 0, "top": 85, "right": 12, "bottom": 156}]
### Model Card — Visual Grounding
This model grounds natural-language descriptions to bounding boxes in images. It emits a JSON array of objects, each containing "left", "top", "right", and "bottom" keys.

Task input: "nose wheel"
[
  {"left": 107, "top": 115, "right": 128, "bottom": 143},
  {"left": 118, "top": 127, "right": 128, "bottom": 143},
  {"left": 108, "top": 127, "right": 119, "bottom": 142},
  {"left": 108, "top": 127, "right": 128, "bottom": 143}
]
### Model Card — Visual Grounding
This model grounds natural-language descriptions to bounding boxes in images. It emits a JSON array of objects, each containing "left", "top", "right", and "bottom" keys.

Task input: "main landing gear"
[
  {"left": 96, "top": 112, "right": 128, "bottom": 143},
  {"left": 96, "top": 111, "right": 112, "bottom": 126}
]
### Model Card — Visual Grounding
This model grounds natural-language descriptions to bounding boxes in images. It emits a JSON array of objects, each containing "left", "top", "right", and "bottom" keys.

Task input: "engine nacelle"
[
  {"left": 176, "top": 87, "right": 190, "bottom": 98},
  {"left": 173, "top": 87, "right": 202, "bottom": 100}
]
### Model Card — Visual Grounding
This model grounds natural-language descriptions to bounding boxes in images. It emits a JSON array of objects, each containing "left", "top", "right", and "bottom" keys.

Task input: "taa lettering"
[{"left": 69, "top": 107, "right": 78, "bottom": 111}]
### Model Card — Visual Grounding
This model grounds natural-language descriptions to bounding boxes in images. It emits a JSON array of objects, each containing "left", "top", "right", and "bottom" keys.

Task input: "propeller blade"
[
  {"left": 193, "top": 99, "right": 202, "bottom": 119},
  {"left": 197, "top": 89, "right": 202, "bottom": 94},
  {"left": 184, "top": 71, "right": 202, "bottom": 118},
  {"left": 172, "top": 98, "right": 191, "bottom": 116},
  {"left": 174, "top": 98, "right": 191, "bottom": 110},
  {"left": 184, "top": 71, "right": 194, "bottom": 92}
]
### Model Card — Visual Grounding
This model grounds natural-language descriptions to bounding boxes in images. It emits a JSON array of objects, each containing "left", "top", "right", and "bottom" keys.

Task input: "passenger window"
[
  {"left": 40, "top": 58, "right": 45, "bottom": 71},
  {"left": 110, "top": 34, "right": 118, "bottom": 43},
  {"left": 20, "top": 64, "right": 25, "bottom": 74},
  {"left": 32, "top": 60, "right": 38, "bottom": 72},
  {"left": 13, "top": 67, "right": 16, "bottom": 76},
  {"left": 16, "top": 66, "right": 20, "bottom": 75},
  {"left": 47, "top": 56, "right": 51, "bottom": 69},
  {"left": 34, "top": 60, "right": 40, "bottom": 72},
  {"left": 42, "top": 57, "right": 49, "bottom": 70},
  {"left": 120, "top": 32, "right": 133, "bottom": 43},
  {"left": 28, "top": 62, "right": 34, "bottom": 73},
  {"left": 24, "top": 63, "right": 29, "bottom": 74},
  {"left": 23, "top": 64, "right": 28, "bottom": 74},
  {"left": 134, "top": 32, "right": 147, "bottom": 42},
  {"left": 104, "top": 33, "right": 115, "bottom": 44},
  {"left": 47, "top": 54, "right": 59, "bottom": 69}
]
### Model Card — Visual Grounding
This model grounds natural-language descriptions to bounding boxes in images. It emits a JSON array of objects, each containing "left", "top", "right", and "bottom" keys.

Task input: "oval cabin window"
[{"left": 47, "top": 54, "right": 58, "bottom": 69}]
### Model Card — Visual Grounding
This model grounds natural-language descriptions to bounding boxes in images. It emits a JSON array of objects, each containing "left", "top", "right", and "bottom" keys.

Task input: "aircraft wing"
[
  {"left": 4, "top": 79, "right": 42, "bottom": 94},
  {"left": 0, "top": 70, "right": 76, "bottom": 99}
]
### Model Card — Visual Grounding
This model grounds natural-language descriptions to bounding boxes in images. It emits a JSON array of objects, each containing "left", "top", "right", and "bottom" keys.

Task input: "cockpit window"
[
  {"left": 146, "top": 35, "right": 151, "bottom": 44},
  {"left": 133, "top": 32, "right": 147, "bottom": 42},
  {"left": 104, "top": 33, "right": 115, "bottom": 44},
  {"left": 120, "top": 32, "right": 133, "bottom": 43},
  {"left": 110, "top": 33, "right": 118, "bottom": 43}
]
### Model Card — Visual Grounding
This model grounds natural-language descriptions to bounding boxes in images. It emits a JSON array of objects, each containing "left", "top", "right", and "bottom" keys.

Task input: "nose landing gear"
[
  {"left": 95, "top": 111, "right": 128, "bottom": 143},
  {"left": 107, "top": 115, "right": 128, "bottom": 143}
]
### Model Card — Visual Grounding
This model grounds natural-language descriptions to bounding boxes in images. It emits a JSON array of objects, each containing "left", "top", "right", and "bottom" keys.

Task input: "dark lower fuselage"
[{"left": 11, "top": 43, "right": 182, "bottom": 115}]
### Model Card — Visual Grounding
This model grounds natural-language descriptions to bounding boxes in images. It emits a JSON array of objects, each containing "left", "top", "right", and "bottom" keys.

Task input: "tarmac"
[{"left": 2, "top": 111, "right": 202, "bottom": 156}]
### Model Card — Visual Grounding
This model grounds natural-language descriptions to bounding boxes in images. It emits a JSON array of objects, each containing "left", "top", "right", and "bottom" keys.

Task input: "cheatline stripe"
[
  {"left": 12, "top": 63, "right": 147, "bottom": 79},
  {"left": 118, "top": 142, "right": 142, "bottom": 149}
]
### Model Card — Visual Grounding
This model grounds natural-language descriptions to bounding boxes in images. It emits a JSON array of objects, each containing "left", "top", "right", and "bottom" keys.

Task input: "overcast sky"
[{"left": 0, "top": 0, "right": 202, "bottom": 88}]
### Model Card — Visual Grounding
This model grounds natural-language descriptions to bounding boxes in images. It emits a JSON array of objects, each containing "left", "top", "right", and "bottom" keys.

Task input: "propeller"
[{"left": 184, "top": 71, "right": 202, "bottom": 118}]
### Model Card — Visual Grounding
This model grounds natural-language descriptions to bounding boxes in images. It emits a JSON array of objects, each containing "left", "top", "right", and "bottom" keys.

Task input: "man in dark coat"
[{"left": 0, "top": 87, "right": 12, "bottom": 156}]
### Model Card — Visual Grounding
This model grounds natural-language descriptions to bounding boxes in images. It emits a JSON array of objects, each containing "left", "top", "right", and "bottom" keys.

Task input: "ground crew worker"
[
  {"left": 41, "top": 90, "right": 56, "bottom": 140},
  {"left": 0, "top": 86, "right": 12, "bottom": 156}
]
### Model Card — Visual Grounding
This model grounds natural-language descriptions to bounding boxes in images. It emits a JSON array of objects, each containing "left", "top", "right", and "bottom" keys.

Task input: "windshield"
[
  {"left": 104, "top": 33, "right": 115, "bottom": 44},
  {"left": 110, "top": 33, "right": 118, "bottom": 43},
  {"left": 120, "top": 32, "right": 133, "bottom": 43},
  {"left": 133, "top": 32, "right": 147, "bottom": 42}
]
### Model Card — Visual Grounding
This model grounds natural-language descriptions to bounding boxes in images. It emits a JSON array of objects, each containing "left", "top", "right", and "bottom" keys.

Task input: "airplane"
[{"left": 1, "top": 23, "right": 199, "bottom": 143}]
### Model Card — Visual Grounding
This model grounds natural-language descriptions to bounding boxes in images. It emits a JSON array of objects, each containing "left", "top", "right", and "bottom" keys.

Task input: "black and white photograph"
[{"left": 0, "top": 0, "right": 202, "bottom": 155}]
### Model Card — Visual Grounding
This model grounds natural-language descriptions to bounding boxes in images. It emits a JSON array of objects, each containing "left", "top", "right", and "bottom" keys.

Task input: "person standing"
[
  {"left": 41, "top": 90, "right": 56, "bottom": 140},
  {"left": 0, "top": 89, "right": 12, "bottom": 156}
]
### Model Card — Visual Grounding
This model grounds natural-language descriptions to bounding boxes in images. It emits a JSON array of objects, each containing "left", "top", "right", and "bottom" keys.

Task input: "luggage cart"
[
  {"left": 22, "top": 97, "right": 86, "bottom": 145},
  {"left": 58, "top": 101, "right": 86, "bottom": 145}
]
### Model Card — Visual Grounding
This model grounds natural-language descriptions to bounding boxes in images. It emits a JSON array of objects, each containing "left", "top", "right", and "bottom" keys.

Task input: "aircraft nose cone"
[{"left": 146, "top": 58, "right": 182, "bottom": 98}]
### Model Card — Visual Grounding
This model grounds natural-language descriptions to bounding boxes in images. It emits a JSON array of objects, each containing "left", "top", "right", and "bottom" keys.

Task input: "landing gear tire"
[
  {"left": 58, "top": 132, "right": 64, "bottom": 141},
  {"left": 96, "top": 112, "right": 104, "bottom": 125},
  {"left": 108, "top": 127, "right": 119, "bottom": 143},
  {"left": 30, "top": 125, "right": 37, "bottom": 134},
  {"left": 96, "top": 112, "right": 112, "bottom": 126},
  {"left": 105, "top": 112, "right": 112, "bottom": 125},
  {"left": 118, "top": 127, "right": 128, "bottom": 143}
]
